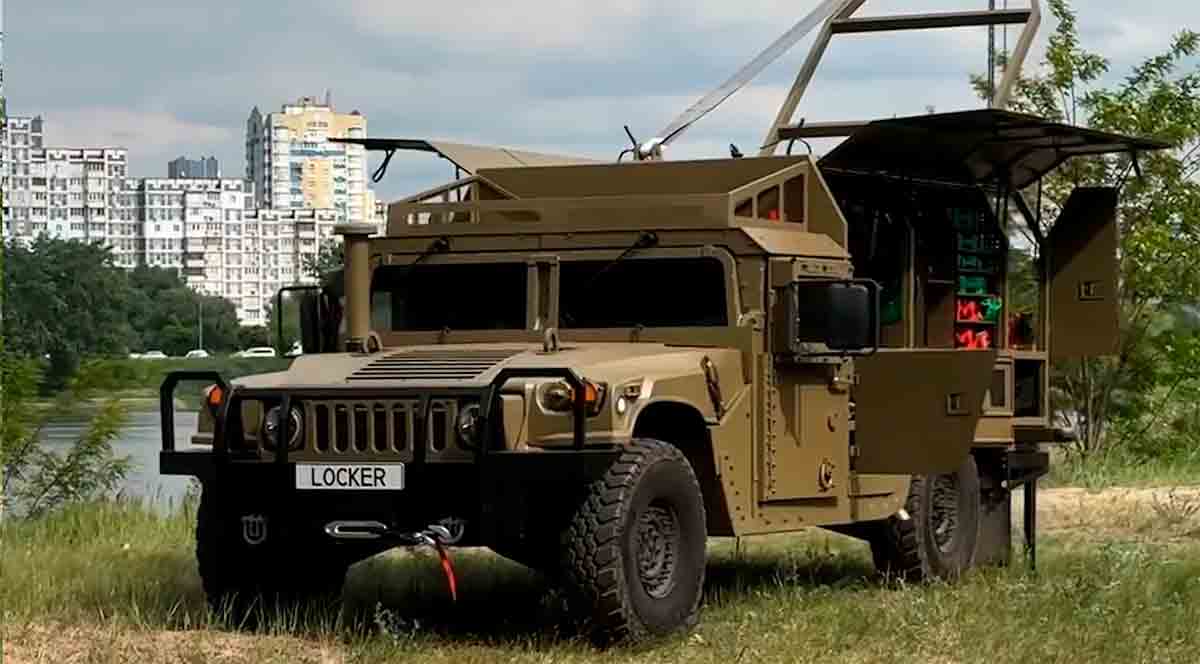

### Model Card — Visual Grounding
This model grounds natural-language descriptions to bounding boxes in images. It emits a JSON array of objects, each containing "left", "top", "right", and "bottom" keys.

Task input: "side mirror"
[
  {"left": 775, "top": 279, "right": 880, "bottom": 357},
  {"left": 274, "top": 285, "right": 322, "bottom": 355},
  {"left": 299, "top": 293, "right": 322, "bottom": 354}
]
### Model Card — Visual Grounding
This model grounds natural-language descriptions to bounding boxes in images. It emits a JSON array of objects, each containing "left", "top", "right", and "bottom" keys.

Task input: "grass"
[
  {"left": 1045, "top": 447, "right": 1200, "bottom": 489},
  {"left": 3, "top": 487, "right": 1200, "bottom": 663}
]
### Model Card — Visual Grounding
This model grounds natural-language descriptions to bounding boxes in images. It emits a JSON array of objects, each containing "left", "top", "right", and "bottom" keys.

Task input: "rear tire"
[
  {"left": 196, "top": 486, "right": 350, "bottom": 625},
  {"left": 870, "top": 455, "right": 981, "bottom": 581},
  {"left": 560, "top": 439, "right": 707, "bottom": 646}
]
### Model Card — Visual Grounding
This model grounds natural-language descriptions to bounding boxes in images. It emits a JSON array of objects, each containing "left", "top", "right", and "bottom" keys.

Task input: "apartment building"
[
  {"left": 168, "top": 155, "right": 221, "bottom": 178},
  {"left": 3, "top": 109, "right": 369, "bottom": 325},
  {"left": 2, "top": 117, "right": 137, "bottom": 266},
  {"left": 130, "top": 178, "right": 341, "bottom": 324},
  {"left": 245, "top": 96, "right": 375, "bottom": 225}
]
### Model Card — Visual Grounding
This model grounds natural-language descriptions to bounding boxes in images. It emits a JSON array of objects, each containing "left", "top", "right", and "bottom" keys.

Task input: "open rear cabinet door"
[
  {"left": 853, "top": 349, "right": 996, "bottom": 475},
  {"left": 1047, "top": 187, "right": 1120, "bottom": 361}
]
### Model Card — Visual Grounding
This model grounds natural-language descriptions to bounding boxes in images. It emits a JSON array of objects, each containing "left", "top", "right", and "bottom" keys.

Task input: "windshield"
[
  {"left": 560, "top": 256, "right": 727, "bottom": 328},
  {"left": 370, "top": 263, "right": 528, "bottom": 331}
]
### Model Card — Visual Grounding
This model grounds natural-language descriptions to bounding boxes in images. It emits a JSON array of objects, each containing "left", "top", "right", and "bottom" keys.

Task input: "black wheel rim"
[
  {"left": 930, "top": 474, "right": 960, "bottom": 553},
  {"left": 635, "top": 500, "right": 680, "bottom": 599}
]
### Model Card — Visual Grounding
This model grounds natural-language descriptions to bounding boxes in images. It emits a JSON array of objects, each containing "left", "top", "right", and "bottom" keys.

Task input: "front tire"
[
  {"left": 560, "top": 439, "right": 708, "bottom": 646},
  {"left": 870, "top": 455, "right": 981, "bottom": 581},
  {"left": 195, "top": 486, "right": 350, "bottom": 624}
]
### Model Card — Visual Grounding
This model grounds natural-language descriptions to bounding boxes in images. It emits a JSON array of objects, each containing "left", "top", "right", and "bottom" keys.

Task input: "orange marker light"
[{"left": 206, "top": 385, "right": 225, "bottom": 410}]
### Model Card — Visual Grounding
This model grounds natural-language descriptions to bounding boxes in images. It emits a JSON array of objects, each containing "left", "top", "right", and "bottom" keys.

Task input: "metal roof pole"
[
  {"left": 993, "top": 0, "right": 1041, "bottom": 109},
  {"left": 759, "top": 0, "right": 867, "bottom": 156}
]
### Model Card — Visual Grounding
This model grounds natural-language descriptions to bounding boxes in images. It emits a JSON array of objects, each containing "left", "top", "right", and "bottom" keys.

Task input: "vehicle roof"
[
  {"left": 376, "top": 154, "right": 851, "bottom": 260},
  {"left": 330, "top": 137, "right": 597, "bottom": 173},
  {"left": 813, "top": 108, "right": 1170, "bottom": 190}
]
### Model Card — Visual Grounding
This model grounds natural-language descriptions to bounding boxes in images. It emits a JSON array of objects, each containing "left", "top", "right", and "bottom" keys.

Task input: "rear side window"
[{"left": 559, "top": 256, "right": 727, "bottom": 328}]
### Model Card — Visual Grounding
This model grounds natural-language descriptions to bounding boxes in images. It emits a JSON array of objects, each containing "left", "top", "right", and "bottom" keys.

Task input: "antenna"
[{"left": 988, "top": 0, "right": 996, "bottom": 107}]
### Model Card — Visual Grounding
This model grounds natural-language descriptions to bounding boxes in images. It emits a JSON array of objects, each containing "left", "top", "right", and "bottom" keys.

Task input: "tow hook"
[{"left": 324, "top": 520, "right": 462, "bottom": 602}]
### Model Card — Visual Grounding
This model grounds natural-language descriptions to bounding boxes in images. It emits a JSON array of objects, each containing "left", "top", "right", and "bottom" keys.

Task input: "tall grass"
[{"left": 4, "top": 496, "right": 1200, "bottom": 663}]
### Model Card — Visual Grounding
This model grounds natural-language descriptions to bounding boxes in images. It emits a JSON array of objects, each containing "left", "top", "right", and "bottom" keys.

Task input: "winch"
[{"left": 325, "top": 518, "right": 466, "bottom": 601}]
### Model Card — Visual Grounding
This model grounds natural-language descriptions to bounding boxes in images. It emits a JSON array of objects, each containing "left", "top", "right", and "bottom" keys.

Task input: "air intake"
[{"left": 347, "top": 349, "right": 522, "bottom": 382}]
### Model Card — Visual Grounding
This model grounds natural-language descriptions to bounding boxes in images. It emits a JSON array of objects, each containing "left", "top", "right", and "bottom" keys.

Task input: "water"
[{"left": 39, "top": 409, "right": 203, "bottom": 510}]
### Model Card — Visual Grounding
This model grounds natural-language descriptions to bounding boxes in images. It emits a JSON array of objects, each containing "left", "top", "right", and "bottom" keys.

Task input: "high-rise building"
[
  {"left": 2, "top": 105, "right": 354, "bottom": 325},
  {"left": 168, "top": 155, "right": 221, "bottom": 179},
  {"left": 1, "top": 0, "right": 6, "bottom": 121},
  {"left": 245, "top": 96, "right": 374, "bottom": 225},
  {"left": 2, "top": 117, "right": 137, "bottom": 265}
]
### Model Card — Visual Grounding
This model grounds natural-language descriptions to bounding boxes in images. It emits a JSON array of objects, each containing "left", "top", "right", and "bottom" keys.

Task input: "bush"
[{"left": 1, "top": 355, "right": 132, "bottom": 519}]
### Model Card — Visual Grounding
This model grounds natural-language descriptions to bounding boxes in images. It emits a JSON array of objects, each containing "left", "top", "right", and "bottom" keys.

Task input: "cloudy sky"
[{"left": 5, "top": 1, "right": 1199, "bottom": 201}]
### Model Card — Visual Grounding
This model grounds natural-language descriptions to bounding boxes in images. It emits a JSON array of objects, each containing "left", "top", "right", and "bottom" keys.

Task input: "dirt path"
[{"left": 1017, "top": 486, "right": 1200, "bottom": 542}]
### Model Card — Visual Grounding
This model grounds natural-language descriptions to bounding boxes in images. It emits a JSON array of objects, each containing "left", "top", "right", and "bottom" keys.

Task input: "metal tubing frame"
[{"left": 761, "top": 0, "right": 1042, "bottom": 151}]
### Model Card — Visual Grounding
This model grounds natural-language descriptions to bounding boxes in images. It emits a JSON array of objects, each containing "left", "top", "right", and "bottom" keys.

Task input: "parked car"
[
  {"left": 235, "top": 346, "right": 277, "bottom": 358},
  {"left": 284, "top": 341, "right": 303, "bottom": 358},
  {"left": 184, "top": 349, "right": 210, "bottom": 359},
  {"left": 140, "top": 350, "right": 168, "bottom": 360}
]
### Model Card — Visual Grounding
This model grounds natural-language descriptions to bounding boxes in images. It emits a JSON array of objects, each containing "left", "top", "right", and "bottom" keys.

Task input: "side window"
[{"left": 559, "top": 256, "right": 728, "bottom": 328}]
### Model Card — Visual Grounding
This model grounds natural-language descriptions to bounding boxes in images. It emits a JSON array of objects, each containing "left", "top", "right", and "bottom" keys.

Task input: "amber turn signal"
[{"left": 205, "top": 384, "right": 225, "bottom": 412}]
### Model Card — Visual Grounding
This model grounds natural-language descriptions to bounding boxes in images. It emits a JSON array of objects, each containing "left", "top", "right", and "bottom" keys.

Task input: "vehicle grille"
[
  {"left": 347, "top": 349, "right": 523, "bottom": 382},
  {"left": 302, "top": 398, "right": 471, "bottom": 461}
]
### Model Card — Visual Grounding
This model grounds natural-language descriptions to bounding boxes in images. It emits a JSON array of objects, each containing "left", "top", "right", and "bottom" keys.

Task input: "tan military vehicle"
[
  {"left": 159, "top": 106, "right": 1162, "bottom": 644},
  {"left": 158, "top": 1, "right": 1167, "bottom": 645}
]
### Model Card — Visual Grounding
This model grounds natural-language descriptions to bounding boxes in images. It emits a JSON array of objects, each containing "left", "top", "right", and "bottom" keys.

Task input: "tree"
[
  {"left": 126, "top": 266, "right": 241, "bottom": 356},
  {"left": 238, "top": 325, "right": 271, "bottom": 349},
  {"left": 2, "top": 238, "right": 137, "bottom": 391},
  {"left": 972, "top": 0, "right": 1200, "bottom": 458},
  {"left": 301, "top": 239, "right": 344, "bottom": 282}
]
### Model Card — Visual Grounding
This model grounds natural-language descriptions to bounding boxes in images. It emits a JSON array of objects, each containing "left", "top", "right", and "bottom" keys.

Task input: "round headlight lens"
[
  {"left": 262, "top": 404, "right": 303, "bottom": 450},
  {"left": 456, "top": 403, "right": 481, "bottom": 447}
]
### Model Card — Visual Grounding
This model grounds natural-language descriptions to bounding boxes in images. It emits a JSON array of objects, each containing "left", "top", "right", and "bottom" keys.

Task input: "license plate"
[{"left": 296, "top": 463, "right": 405, "bottom": 490}]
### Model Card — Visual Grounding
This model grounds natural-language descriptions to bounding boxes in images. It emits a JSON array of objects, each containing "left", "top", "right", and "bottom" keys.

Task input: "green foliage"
[
  {"left": 973, "top": 0, "right": 1200, "bottom": 459},
  {"left": 74, "top": 355, "right": 293, "bottom": 400},
  {"left": 126, "top": 266, "right": 241, "bottom": 356},
  {"left": 2, "top": 237, "right": 138, "bottom": 391},
  {"left": 1, "top": 243, "right": 246, "bottom": 391},
  {"left": 0, "top": 354, "right": 132, "bottom": 519},
  {"left": 302, "top": 238, "right": 344, "bottom": 282},
  {"left": 237, "top": 325, "right": 271, "bottom": 349}
]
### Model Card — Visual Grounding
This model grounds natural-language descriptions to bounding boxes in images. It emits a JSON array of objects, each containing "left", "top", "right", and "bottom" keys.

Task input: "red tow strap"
[{"left": 432, "top": 540, "right": 458, "bottom": 602}]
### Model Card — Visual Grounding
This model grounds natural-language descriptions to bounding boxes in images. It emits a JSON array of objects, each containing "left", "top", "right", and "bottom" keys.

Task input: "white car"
[
  {"left": 184, "top": 349, "right": 210, "bottom": 359},
  {"left": 236, "top": 346, "right": 277, "bottom": 358},
  {"left": 140, "top": 350, "right": 168, "bottom": 360}
]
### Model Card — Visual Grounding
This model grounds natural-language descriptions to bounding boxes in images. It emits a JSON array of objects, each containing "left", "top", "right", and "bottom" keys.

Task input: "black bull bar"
[{"left": 159, "top": 368, "right": 617, "bottom": 545}]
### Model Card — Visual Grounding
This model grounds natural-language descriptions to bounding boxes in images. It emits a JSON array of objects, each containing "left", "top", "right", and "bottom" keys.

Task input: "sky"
[{"left": 5, "top": 0, "right": 1200, "bottom": 201}]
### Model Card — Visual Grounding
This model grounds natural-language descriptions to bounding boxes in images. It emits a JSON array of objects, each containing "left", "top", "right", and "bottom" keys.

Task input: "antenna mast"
[{"left": 988, "top": 0, "right": 997, "bottom": 107}]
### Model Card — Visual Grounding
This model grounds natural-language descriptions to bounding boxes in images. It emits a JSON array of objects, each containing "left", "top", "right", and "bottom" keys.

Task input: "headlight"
[
  {"left": 537, "top": 378, "right": 607, "bottom": 417},
  {"left": 456, "top": 403, "right": 481, "bottom": 447},
  {"left": 262, "top": 404, "right": 304, "bottom": 450}
]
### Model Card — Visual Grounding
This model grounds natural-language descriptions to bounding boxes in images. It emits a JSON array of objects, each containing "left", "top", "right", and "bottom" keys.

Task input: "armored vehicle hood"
[{"left": 233, "top": 342, "right": 743, "bottom": 394}]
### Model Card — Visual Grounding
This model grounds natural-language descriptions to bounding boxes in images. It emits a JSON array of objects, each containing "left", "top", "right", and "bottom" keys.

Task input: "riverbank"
[
  {"left": 29, "top": 356, "right": 293, "bottom": 413},
  {"left": 4, "top": 487, "right": 1200, "bottom": 663}
]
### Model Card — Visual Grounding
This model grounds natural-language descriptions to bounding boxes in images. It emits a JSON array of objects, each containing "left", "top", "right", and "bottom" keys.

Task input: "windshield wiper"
[{"left": 561, "top": 231, "right": 658, "bottom": 326}]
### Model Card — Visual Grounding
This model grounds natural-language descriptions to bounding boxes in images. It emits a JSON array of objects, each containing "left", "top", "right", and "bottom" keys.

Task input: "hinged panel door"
[
  {"left": 1048, "top": 186, "right": 1120, "bottom": 361},
  {"left": 854, "top": 349, "right": 995, "bottom": 475}
]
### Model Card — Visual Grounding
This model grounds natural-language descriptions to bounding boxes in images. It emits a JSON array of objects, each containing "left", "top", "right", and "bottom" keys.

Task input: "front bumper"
[{"left": 159, "top": 368, "right": 621, "bottom": 546}]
